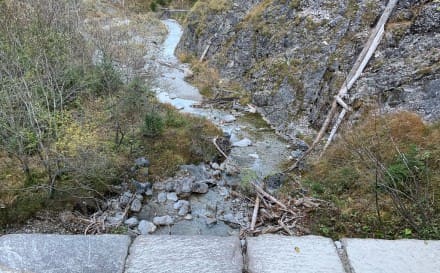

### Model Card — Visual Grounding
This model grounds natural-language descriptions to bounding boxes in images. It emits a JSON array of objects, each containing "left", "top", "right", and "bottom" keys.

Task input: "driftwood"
[
  {"left": 286, "top": 0, "right": 399, "bottom": 171},
  {"left": 212, "top": 136, "right": 229, "bottom": 159},
  {"left": 250, "top": 196, "right": 260, "bottom": 231},
  {"left": 250, "top": 181, "right": 287, "bottom": 210},
  {"left": 243, "top": 179, "right": 323, "bottom": 236}
]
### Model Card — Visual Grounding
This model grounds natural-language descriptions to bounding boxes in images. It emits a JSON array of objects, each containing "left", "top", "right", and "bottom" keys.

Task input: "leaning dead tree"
[{"left": 286, "top": 0, "right": 399, "bottom": 172}]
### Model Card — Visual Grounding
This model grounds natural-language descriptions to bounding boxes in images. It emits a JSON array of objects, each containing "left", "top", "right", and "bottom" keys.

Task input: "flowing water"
[{"left": 153, "top": 19, "right": 293, "bottom": 179}]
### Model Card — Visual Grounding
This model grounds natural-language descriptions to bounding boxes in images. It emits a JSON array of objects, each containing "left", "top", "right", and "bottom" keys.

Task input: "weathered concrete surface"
[
  {"left": 342, "top": 238, "right": 440, "bottom": 273},
  {"left": 124, "top": 235, "right": 243, "bottom": 273},
  {"left": 247, "top": 235, "right": 345, "bottom": 273},
  {"left": 0, "top": 234, "right": 131, "bottom": 273}
]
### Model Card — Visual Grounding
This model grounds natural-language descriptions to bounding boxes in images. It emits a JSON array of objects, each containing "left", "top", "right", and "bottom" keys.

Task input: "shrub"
[
  {"left": 142, "top": 109, "right": 164, "bottom": 137},
  {"left": 305, "top": 112, "right": 440, "bottom": 239}
]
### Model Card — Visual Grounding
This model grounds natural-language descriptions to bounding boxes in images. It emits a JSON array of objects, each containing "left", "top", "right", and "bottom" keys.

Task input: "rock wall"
[{"left": 177, "top": 0, "right": 439, "bottom": 138}]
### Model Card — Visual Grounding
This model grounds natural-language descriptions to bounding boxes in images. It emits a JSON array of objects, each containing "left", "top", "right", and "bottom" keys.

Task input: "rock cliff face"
[{"left": 177, "top": 0, "right": 439, "bottom": 139}]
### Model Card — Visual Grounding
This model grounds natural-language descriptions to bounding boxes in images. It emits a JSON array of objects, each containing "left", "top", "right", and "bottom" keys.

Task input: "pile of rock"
[{"left": 100, "top": 157, "right": 250, "bottom": 236}]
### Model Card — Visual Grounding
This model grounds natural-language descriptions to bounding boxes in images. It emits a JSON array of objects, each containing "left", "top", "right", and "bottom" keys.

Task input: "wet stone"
[{"left": 232, "top": 138, "right": 252, "bottom": 147}]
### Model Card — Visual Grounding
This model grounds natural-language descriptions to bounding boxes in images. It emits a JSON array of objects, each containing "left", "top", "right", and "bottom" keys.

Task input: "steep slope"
[{"left": 177, "top": 0, "right": 440, "bottom": 139}]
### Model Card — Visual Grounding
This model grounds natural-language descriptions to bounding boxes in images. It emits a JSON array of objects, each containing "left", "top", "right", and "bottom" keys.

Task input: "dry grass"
[{"left": 304, "top": 111, "right": 440, "bottom": 239}]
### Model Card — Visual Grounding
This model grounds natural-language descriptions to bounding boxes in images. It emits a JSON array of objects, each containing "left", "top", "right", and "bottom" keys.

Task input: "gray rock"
[
  {"left": 119, "top": 191, "right": 133, "bottom": 207},
  {"left": 135, "top": 194, "right": 144, "bottom": 201},
  {"left": 153, "top": 215, "right": 173, "bottom": 226},
  {"left": 166, "top": 192, "right": 178, "bottom": 201},
  {"left": 174, "top": 200, "right": 191, "bottom": 216},
  {"left": 135, "top": 157, "right": 150, "bottom": 167},
  {"left": 232, "top": 138, "right": 252, "bottom": 147},
  {"left": 131, "top": 180, "right": 151, "bottom": 194},
  {"left": 222, "top": 213, "right": 237, "bottom": 224},
  {"left": 192, "top": 182, "right": 209, "bottom": 194},
  {"left": 107, "top": 212, "right": 125, "bottom": 226},
  {"left": 124, "top": 236, "right": 243, "bottom": 273},
  {"left": 145, "top": 189, "right": 153, "bottom": 196},
  {"left": 173, "top": 200, "right": 190, "bottom": 210},
  {"left": 174, "top": 177, "right": 194, "bottom": 196},
  {"left": 157, "top": 192, "right": 167, "bottom": 203},
  {"left": 124, "top": 217, "right": 139, "bottom": 227},
  {"left": 211, "top": 162, "right": 221, "bottom": 170},
  {"left": 290, "top": 150, "right": 303, "bottom": 158},
  {"left": 206, "top": 217, "right": 217, "bottom": 226},
  {"left": 165, "top": 181, "right": 175, "bottom": 192},
  {"left": 342, "top": 238, "right": 440, "bottom": 273},
  {"left": 0, "top": 234, "right": 130, "bottom": 273},
  {"left": 247, "top": 235, "right": 345, "bottom": 273},
  {"left": 137, "top": 220, "right": 157, "bottom": 235},
  {"left": 222, "top": 114, "right": 236, "bottom": 123},
  {"left": 179, "top": 164, "right": 210, "bottom": 180},
  {"left": 130, "top": 199, "right": 142, "bottom": 212}
]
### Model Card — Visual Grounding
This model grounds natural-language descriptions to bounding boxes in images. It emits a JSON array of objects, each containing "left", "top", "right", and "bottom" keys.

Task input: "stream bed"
[{"left": 153, "top": 19, "right": 293, "bottom": 179}]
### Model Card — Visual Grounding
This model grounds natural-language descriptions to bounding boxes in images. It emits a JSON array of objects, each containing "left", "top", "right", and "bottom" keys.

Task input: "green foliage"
[
  {"left": 89, "top": 59, "right": 123, "bottom": 95},
  {"left": 142, "top": 108, "right": 165, "bottom": 137},
  {"left": 140, "top": 104, "right": 221, "bottom": 177},
  {"left": 239, "top": 169, "right": 259, "bottom": 196}
]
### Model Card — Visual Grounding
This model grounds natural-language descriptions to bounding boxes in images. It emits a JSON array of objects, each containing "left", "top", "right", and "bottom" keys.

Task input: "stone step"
[
  {"left": 124, "top": 235, "right": 243, "bottom": 273},
  {"left": 1, "top": 234, "right": 439, "bottom": 273},
  {"left": 0, "top": 234, "right": 131, "bottom": 273},
  {"left": 246, "top": 235, "right": 346, "bottom": 273},
  {"left": 342, "top": 238, "right": 440, "bottom": 273}
]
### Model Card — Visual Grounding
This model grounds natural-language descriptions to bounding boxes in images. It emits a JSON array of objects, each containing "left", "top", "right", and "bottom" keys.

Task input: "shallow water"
[{"left": 152, "top": 19, "right": 292, "bottom": 178}]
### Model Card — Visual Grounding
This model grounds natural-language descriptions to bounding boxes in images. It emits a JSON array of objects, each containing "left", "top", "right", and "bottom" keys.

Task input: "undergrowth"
[{"left": 304, "top": 112, "right": 440, "bottom": 240}]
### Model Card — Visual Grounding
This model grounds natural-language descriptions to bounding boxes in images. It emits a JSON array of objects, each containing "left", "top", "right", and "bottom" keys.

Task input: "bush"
[
  {"left": 142, "top": 109, "right": 164, "bottom": 137},
  {"left": 305, "top": 112, "right": 440, "bottom": 239}
]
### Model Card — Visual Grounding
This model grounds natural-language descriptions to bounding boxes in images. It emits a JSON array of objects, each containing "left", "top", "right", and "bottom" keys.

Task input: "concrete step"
[
  {"left": 1, "top": 234, "right": 439, "bottom": 273},
  {"left": 0, "top": 234, "right": 131, "bottom": 273},
  {"left": 342, "top": 238, "right": 440, "bottom": 273},
  {"left": 124, "top": 235, "right": 243, "bottom": 273},
  {"left": 246, "top": 235, "right": 346, "bottom": 273}
]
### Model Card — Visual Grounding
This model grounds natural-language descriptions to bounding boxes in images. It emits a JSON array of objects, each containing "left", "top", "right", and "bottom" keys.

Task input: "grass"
[
  {"left": 303, "top": 111, "right": 440, "bottom": 240},
  {"left": 139, "top": 104, "right": 222, "bottom": 177}
]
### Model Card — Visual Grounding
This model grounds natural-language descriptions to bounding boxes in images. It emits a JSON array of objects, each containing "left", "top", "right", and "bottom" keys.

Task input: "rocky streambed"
[
  {"left": 3, "top": 18, "right": 302, "bottom": 237},
  {"left": 93, "top": 19, "right": 303, "bottom": 237}
]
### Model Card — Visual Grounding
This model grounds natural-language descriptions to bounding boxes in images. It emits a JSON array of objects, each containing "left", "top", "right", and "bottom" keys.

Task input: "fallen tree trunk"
[{"left": 286, "top": 0, "right": 399, "bottom": 171}]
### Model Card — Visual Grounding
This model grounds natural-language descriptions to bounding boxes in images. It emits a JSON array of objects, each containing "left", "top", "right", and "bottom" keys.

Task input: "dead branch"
[
  {"left": 285, "top": 0, "right": 399, "bottom": 171},
  {"left": 212, "top": 136, "right": 229, "bottom": 159},
  {"left": 250, "top": 181, "right": 287, "bottom": 210},
  {"left": 250, "top": 196, "right": 260, "bottom": 231}
]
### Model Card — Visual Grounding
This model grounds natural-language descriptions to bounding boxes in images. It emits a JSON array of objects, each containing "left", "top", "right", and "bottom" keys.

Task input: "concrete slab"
[
  {"left": 124, "top": 235, "right": 243, "bottom": 273},
  {"left": 342, "top": 238, "right": 440, "bottom": 273},
  {"left": 0, "top": 234, "right": 131, "bottom": 273},
  {"left": 247, "top": 235, "right": 345, "bottom": 273}
]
